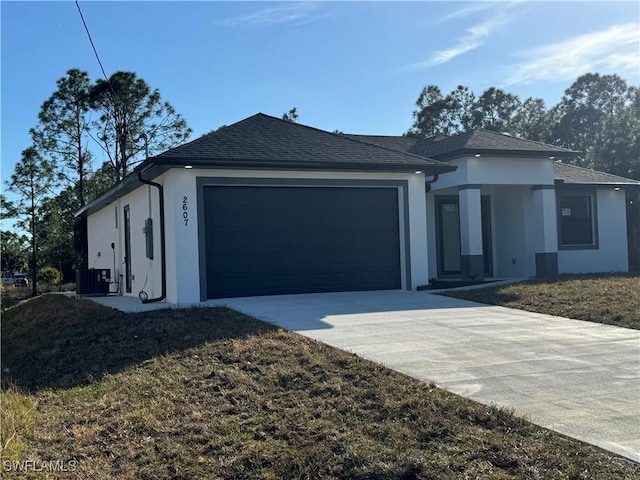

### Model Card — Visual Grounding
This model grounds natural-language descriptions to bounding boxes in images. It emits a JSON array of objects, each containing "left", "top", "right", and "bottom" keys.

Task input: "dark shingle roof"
[
  {"left": 342, "top": 134, "right": 419, "bottom": 152},
  {"left": 408, "top": 129, "right": 580, "bottom": 160},
  {"left": 152, "top": 113, "right": 453, "bottom": 173},
  {"left": 554, "top": 162, "right": 640, "bottom": 185},
  {"left": 76, "top": 114, "right": 456, "bottom": 218}
]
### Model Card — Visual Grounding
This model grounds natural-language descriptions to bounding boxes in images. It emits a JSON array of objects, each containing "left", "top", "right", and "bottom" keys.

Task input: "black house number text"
[{"left": 182, "top": 196, "right": 189, "bottom": 226}]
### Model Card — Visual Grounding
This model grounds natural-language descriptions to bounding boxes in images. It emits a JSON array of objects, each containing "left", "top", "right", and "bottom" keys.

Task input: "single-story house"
[{"left": 76, "top": 113, "right": 640, "bottom": 304}]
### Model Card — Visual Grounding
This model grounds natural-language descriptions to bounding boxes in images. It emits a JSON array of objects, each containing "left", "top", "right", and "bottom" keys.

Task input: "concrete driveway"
[{"left": 209, "top": 290, "right": 640, "bottom": 463}]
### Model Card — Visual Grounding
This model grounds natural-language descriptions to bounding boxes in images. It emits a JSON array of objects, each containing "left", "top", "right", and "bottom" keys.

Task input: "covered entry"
[
  {"left": 202, "top": 185, "right": 402, "bottom": 298},
  {"left": 435, "top": 196, "right": 493, "bottom": 278}
]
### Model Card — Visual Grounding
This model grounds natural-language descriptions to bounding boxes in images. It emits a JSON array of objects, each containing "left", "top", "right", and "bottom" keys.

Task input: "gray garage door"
[{"left": 203, "top": 186, "right": 401, "bottom": 299}]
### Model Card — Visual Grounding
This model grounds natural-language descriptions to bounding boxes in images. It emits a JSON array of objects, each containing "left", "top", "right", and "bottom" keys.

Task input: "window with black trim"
[{"left": 558, "top": 194, "right": 595, "bottom": 247}]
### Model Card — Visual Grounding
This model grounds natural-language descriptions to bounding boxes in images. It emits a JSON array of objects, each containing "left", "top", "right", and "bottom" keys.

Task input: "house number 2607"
[{"left": 182, "top": 196, "right": 189, "bottom": 226}]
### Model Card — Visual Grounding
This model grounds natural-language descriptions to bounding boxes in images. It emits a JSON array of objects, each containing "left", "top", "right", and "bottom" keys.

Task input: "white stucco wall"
[
  {"left": 467, "top": 157, "right": 555, "bottom": 185},
  {"left": 458, "top": 187, "right": 483, "bottom": 256},
  {"left": 558, "top": 188, "right": 629, "bottom": 273},
  {"left": 161, "top": 169, "right": 201, "bottom": 304},
  {"left": 430, "top": 156, "right": 555, "bottom": 192},
  {"left": 87, "top": 183, "right": 162, "bottom": 298},
  {"left": 425, "top": 192, "right": 438, "bottom": 280},
  {"left": 87, "top": 202, "right": 121, "bottom": 292},
  {"left": 531, "top": 187, "right": 559, "bottom": 253},
  {"left": 406, "top": 173, "right": 430, "bottom": 289},
  {"left": 490, "top": 186, "right": 536, "bottom": 278},
  {"left": 428, "top": 159, "right": 467, "bottom": 190}
]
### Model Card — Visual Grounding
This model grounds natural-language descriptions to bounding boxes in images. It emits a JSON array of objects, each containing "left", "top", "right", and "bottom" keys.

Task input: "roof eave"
[
  {"left": 76, "top": 159, "right": 457, "bottom": 218},
  {"left": 152, "top": 157, "right": 457, "bottom": 173},
  {"left": 434, "top": 148, "right": 581, "bottom": 161},
  {"left": 75, "top": 161, "right": 167, "bottom": 218},
  {"left": 554, "top": 179, "right": 640, "bottom": 188}
]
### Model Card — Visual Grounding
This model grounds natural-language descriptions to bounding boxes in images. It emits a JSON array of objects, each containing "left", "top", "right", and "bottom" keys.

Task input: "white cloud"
[
  {"left": 435, "top": 0, "right": 524, "bottom": 24},
  {"left": 407, "top": 13, "right": 509, "bottom": 70},
  {"left": 436, "top": 1, "right": 501, "bottom": 24},
  {"left": 505, "top": 23, "right": 640, "bottom": 85},
  {"left": 214, "top": 2, "right": 323, "bottom": 28}
]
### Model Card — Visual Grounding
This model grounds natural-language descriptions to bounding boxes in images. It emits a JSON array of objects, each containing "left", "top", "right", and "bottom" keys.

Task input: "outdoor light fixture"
[
  {"left": 549, "top": 156, "right": 555, "bottom": 160},
  {"left": 474, "top": 154, "right": 481, "bottom": 157},
  {"left": 184, "top": 165, "right": 193, "bottom": 169},
  {"left": 415, "top": 170, "right": 423, "bottom": 174},
  {"left": 614, "top": 187, "right": 621, "bottom": 191}
]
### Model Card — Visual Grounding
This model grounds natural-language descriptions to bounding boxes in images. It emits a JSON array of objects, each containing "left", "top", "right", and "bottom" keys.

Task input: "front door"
[{"left": 436, "top": 197, "right": 493, "bottom": 277}]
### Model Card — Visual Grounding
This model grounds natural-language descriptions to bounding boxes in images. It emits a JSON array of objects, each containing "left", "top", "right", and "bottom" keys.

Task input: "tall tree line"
[
  {"left": 2, "top": 69, "right": 191, "bottom": 289},
  {"left": 407, "top": 73, "right": 639, "bottom": 269},
  {"left": 406, "top": 73, "right": 638, "bottom": 176}
]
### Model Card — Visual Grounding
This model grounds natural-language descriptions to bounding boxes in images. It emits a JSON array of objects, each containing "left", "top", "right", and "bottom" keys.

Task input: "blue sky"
[{"left": 1, "top": 1, "right": 639, "bottom": 195}]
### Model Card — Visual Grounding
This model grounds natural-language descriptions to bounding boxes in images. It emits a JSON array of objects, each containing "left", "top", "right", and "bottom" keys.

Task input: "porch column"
[
  {"left": 458, "top": 185, "right": 484, "bottom": 281},
  {"left": 532, "top": 185, "right": 558, "bottom": 278}
]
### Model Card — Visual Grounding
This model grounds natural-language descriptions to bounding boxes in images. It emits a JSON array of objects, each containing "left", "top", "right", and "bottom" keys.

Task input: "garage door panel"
[
  {"left": 209, "top": 272, "right": 399, "bottom": 298},
  {"left": 204, "top": 186, "right": 401, "bottom": 298},
  {"left": 209, "top": 252, "right": 309, "bottom": 276}
]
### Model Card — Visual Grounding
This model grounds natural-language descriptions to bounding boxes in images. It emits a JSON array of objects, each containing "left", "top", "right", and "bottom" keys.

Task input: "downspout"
[
  {"left": 425, "top": 173, "right": 439, "bottom": 192},
  {"left": 137, "top": 169, "right": 166, "bottom": 304}
]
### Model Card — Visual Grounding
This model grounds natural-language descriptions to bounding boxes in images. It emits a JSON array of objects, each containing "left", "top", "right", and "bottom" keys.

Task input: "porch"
[{"left": 426, "top": 184, "right": 558, "bottom": 281}]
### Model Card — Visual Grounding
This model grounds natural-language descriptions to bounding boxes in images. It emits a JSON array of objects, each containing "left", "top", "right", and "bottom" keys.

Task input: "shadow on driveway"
[{"left": 207, "top": 289, "right": 491, "bottom": 331}]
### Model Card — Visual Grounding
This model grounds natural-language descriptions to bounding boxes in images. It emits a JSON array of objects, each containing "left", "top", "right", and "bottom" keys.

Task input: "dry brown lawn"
[
  {"left": 2, "top": 295, "right": 638, "bottom": 479},
  {"left": 440, "top": 273, "right": 640, "bottom": 330}
]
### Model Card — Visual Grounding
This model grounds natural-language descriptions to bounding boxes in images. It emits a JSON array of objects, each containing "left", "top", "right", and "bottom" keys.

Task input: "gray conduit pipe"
[{"left": 136, "top": 170, "right": 166, "bottom": 303}]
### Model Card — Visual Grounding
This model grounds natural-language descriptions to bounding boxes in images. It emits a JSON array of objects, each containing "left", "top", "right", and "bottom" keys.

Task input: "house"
[{"left": 76, "top": 113, "right": 639, "bottom": 304}]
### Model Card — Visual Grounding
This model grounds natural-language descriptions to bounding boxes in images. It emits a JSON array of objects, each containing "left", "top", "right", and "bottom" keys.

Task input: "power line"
[
  {"left": 75, "top": 1, "right": 110, "bottom": 83},
  {"left": 74, "top": 1, "right": 148, "bottom": 173},
  {"left": 75, "top": 0, "right": 125, "bottom": 119}
]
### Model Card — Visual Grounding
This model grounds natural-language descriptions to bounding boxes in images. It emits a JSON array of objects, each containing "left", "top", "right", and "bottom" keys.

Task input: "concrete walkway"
[{"left": 86, "top": 290, "right": 640, "bottom": 462}]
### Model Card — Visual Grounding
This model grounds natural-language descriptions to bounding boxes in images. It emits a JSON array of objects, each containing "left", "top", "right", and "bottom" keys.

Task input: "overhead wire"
[
  {"left": 75, "top": 0, "right": 146, "bottom": 172},
  {"left": 75, "top": 0, "right": 112, "bottom": 87},
  {"left": 76, "top": 0, "right": 127, "bottom": 296}
]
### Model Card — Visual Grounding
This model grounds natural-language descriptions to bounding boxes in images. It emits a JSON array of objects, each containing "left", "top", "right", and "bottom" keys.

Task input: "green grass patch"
[
  {"left": 440, "top": 273, "right": 640, "bottom": 330},
  {"left": 0, "top": 387, "right": 36, "bottom": 462},
  {"left": 1, "top": 295, "right": 638, "bottom": 479}
]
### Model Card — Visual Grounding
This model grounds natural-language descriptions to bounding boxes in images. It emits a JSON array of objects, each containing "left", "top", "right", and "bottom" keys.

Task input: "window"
[{"left": 558, "top": 194, "right": 596, "bottom": 247}]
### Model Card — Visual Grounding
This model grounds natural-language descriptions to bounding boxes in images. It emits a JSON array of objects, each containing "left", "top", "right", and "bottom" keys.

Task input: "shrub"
[{"left": 38, "top": 267, "right": 61, "bottom": 286}]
